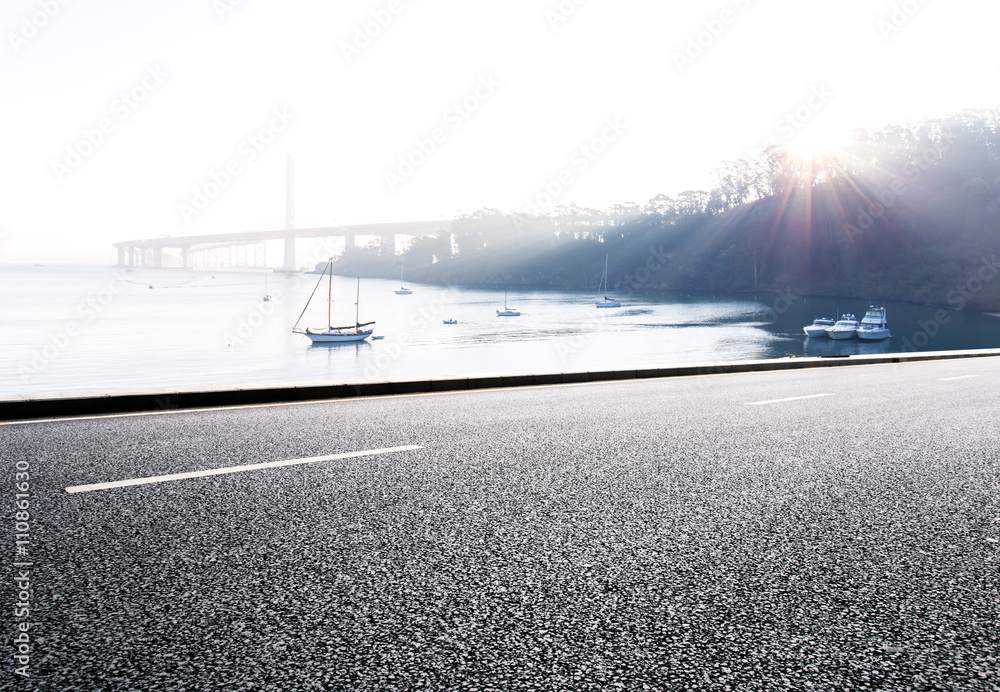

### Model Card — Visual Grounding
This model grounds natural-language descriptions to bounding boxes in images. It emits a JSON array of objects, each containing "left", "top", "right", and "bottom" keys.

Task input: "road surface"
[{"left": 3, "top": 357, "right": 999, "bottom": 691}]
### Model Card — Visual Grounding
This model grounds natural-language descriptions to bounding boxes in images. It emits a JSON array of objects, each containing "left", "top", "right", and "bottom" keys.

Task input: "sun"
[{"left": 783, "top": 125, "right": 849, "bottom": 164}]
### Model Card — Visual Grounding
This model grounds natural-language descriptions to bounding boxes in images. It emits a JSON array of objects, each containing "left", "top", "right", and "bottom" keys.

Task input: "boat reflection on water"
[{"left": 802, "top": 335, "right": 892, "bottom": 358}]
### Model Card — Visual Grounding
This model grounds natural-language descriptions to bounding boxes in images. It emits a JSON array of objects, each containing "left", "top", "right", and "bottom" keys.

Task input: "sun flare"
[{"left": 783, "top": 126, "right": 849, "bottom": 163}]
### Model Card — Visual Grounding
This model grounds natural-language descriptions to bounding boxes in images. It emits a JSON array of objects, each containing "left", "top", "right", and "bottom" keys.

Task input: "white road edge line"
[
  {"left": 938, "top": 375, "right": 977, "bottom": 381},
  {"left": 747, "top": 393, "right": 833, "bottom": 406},
  {"left": 65, "top": 444, "right": 423, "bottom": 494}
]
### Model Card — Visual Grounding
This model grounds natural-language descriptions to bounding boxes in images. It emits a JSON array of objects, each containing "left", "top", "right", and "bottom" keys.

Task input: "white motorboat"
[
  {"left": 292, "top": 260, "right": 374, "bottom": 343},
  {"left": 595, "top": 254, "right": 621, "bottom": 308},
  {"left": 803, "top": 317, "right": 835, "bottom": 337},
  {"left": 826, "top": 313, "right": 859, "bottom": 340},
  {"left": 856, "top": 305, "right": 890, "bottom": 340},
  {"left": 497, "top": 288, "right": 520, "bottom": 316}
]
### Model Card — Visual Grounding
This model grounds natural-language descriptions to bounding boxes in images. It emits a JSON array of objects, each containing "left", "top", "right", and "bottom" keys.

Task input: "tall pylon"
[{"left": 281, "top": 155, "right": 296, "bottom": 271}]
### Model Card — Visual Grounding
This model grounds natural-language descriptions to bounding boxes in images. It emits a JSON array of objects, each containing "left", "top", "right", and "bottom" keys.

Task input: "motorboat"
[
  {"left": 803, "top": 317, "right": 835, "bottom": 337},
  {"left": 826, "top": 313, "right": 859, "bottom": 340},
  {"left": 856, "top": 305, "right": 890, "bottom": 340}
]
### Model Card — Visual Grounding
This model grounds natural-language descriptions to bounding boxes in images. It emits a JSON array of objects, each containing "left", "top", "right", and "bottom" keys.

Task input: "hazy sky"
[{"left": 2, "top": 0, "right": 999, "bottom": 263}]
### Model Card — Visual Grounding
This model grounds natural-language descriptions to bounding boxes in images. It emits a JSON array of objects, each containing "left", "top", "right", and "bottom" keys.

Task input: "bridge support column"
[
  {"left": 181, "top": 247, "right": 189, "bottom": 269},
  {"left": 281, "top": 236, "right": 296, "bottom": 271},
  {"left": 117, "top": 247, "right": 126, "bottom": 267},
  {"left": 380, "top": 233, "right": 395, "bottom": 257},
  {"left": 152, "top": 246, "right": 163, "bottom": 268}
]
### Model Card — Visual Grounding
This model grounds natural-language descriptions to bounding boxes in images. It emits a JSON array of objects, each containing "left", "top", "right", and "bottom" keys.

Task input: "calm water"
[{"left": 2, "top": 264, "right": 998, "bottom": 395}]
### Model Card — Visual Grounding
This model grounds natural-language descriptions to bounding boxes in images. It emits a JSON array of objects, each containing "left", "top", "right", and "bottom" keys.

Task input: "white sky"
[{"left": 2, "top": 0, "right": 999, "bottom": 263}]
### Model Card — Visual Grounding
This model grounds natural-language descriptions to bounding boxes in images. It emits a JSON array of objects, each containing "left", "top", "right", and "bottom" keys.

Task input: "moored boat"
[
  {"left": 292, "top": 260, "right": 375, "bottom": 343},
  {"left": 826, "top": 313, "right": 859, "bottom": 340},
  {"left": 856, "top": 305, "right": 890, "bottom": 340},
  {"left": 394, "top": 264, "right": 412, "bottom": 295},
  {"left": 595, "top": 254, "right": 621, "bottom": 308},
  {"left": 497, "top": 288, "right": 520, "bottom": 317},
  {"left": 803, "top": 317, "right": 835, "bottom": 337}
]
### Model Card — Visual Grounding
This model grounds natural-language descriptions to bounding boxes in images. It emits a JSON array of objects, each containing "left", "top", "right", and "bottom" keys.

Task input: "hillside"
[{"left": 334, "top": 108, "right": 1000, "bottom": 311}]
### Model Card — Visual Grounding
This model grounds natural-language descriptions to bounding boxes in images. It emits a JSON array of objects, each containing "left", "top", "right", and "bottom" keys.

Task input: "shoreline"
[{"left": 4, "top": 348, "right": 999, "bottom": 422}]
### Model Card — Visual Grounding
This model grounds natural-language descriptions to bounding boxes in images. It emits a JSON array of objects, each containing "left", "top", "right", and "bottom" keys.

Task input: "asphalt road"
[{"left": 3, "top": 357, "right": 999, "bottom": 691}]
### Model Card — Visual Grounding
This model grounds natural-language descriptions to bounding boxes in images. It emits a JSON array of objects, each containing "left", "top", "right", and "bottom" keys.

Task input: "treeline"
[{"left": 333, "top": 108, "right": 1000, "bottom": 311}]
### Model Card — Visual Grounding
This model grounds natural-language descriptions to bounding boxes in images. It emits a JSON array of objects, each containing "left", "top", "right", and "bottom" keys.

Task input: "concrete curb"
[{"left": 3, "top": 349, "right": 999, "bottom": 422}]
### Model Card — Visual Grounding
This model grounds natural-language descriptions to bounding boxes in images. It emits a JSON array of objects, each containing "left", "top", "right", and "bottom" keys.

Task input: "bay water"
[{"left": 2, "top": 264, "right": 998, "bottom": 396}]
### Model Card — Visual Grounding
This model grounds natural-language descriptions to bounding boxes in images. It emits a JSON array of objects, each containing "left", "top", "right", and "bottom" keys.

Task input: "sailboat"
[
  {"left": 497, "top": 288, "right": 520, "bottom": 316},
  {"left": 263, "top": 275, "right": 271, "bottom": 302},
  {"left": 394, "top": 264, "right": 412, "bottom": 295},
  {"left": 595, "top": 254, "right": 621, "bottom": 308},
  {"left": 291, "top": 259, "right": 375, "bottom": 343}
]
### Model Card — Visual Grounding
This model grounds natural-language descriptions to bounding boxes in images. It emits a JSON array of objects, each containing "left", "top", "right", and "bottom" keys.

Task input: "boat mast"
[
  {"left": 603, "top": 254, "right": 609, "bottom": 298},
  {"left": 327, "top": 260, "right": 332, "bottom": 328},
  {"left": 355, "top": 277, "right": 360, "bottom": 327}
]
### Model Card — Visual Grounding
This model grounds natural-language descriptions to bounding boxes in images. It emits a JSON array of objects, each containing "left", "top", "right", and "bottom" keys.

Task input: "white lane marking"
[
  {"left": 65, "top": 445, "right": 423, "bottom": 494},
  {"left": 938, "top": 375, "right": 977, "bottom": 381},
  {"left": 747, "top": 393, "right": 833, "bottom": 406},
  {"left": 2, "top": 405, "right": 249, "bottom": 426}
]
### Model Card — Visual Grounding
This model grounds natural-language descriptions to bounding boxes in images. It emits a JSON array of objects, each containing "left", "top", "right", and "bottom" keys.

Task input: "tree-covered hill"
[{"left": 334, "top": 108, "right": 1000, "bottom": 311}]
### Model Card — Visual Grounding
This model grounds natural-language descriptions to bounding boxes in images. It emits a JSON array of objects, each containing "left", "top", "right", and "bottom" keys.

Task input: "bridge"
[
  {"left": 113, "top": 220, "right": 452, "bottom": 271},
  {"left": 113, "top": 155, "right": 452, "bottom": 270}
]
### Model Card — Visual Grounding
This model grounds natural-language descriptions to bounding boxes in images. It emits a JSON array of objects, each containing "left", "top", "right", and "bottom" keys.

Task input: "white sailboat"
[
  {"left": 263, "top": 275, "right": 271, "bottom": 302},
  {"left": 292, "top": 260, "right": 375, "bottom": 343},
  {"left": 394, "top": 264, "right": 412, "bottom": 295},
  {"left": 497, "top": 288, "right": 520, "bottom": 316},
  {"left": 596, "top": 254, "right": 621, "bottom": 308}
]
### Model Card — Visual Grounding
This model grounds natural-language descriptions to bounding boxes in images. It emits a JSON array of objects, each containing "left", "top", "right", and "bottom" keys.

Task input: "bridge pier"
[
  {"left": 281, "top": 236, "right": 296, "bottom": 271},
  {"left": 380, "top": 233, "right": 395, "bottom": 257}
]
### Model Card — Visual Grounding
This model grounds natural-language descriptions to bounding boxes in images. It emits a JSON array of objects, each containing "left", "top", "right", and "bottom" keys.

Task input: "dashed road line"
[
  {"left": 65, "top": 445, "right": 423, "bottom": 494},
  {"left": 747, "top": 393, "right": 833, "bottom": 406}
]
